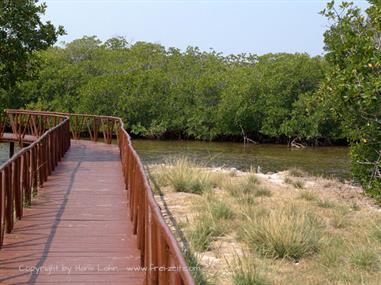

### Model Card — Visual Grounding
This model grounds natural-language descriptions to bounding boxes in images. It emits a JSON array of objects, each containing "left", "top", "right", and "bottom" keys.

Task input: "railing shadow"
[{"left": 26, "top": 161, "right": 81, "bottom": 285}]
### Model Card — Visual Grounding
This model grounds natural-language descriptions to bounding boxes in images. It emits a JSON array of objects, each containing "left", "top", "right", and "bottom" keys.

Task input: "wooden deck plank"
[{"left": 0, "top": 140, "right": 145, "bottom": 284}]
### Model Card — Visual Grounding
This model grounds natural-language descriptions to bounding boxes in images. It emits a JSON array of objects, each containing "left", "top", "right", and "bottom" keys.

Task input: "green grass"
[
  {"left": 229, "top": 253, "right": 269, "bottom": 285},
  {"left": 160, "top": 157, "right": 212, "bottom": 194},
  {"left": 350, "top": 247, "right": 380, "bottom": 272},
  {"left": 318, "top": 238, "right": 344, "bottom": 267},
  {"left": 243, "top": 205, "right": 324, "bottom": 261},
  {"left": 225, "top": 174, "right": 259, "bottom": 197},
  {"left": 188, "top": 212, "right": 225, "bottom": 252},
  {"left": 208, "top": 172, "right": 228, "bottom": 189},
  {"left": 210, "top": 200, "right": 235, "bottom": 220},
  {"left": 373, "top": 226, "right": 381, "bottom": 243}
]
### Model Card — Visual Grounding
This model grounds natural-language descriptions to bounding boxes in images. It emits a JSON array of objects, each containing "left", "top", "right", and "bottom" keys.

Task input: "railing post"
[
  {"left": 24, "top": 150, "right": 31, "bottom": 206},
  {"left": 144, "top": 203, "right": 151, "bottom": 284},
  {"left": 132, "top": 163, "right": 139, "bottom": 232},
  {"left": 32, "top": 146, "right": 37, "bottom": 193},
  {"left": 0, "top": 171, "right": 4, "bottom": 248},
  {"left": 129, "top": 158, "right": 136, "bottom": 220},
  {"left": 148, "top": 218, "right": 159, "bottom": 285},
  {"left": 46, "top": 136, "right": 51, "bottom": 178},
  {"left": 14, "top": 157, "right": 23, "bottom": 219},
  {"left": 38, "top": 142, "right": 43, "bottom": 187},
  {"left": 5, "top": 164, "right": 13, "bottom": 233},
  {"left": 157, "top": 232, "right": 169, "bottom": 285},
  {"left": 138, "top": 181, "right": 146, "bottom": 265},
  {"left": 169, "top": 253, "right": 183, "bottom": 285},
  {"left": 43, "top": 138, "right": 48, "bottom": 182}
]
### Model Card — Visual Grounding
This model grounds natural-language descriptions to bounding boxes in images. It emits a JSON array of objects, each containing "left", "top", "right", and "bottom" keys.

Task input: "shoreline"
[{"left": 149, "top": 163, "right": 375, "bottom": 208}]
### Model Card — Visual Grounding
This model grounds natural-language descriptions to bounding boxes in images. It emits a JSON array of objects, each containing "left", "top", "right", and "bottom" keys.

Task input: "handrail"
[
  {"left": 4, "top": 109, "right": 119, "bottom": 144},
  {"left": 0, "top": 110, "right": 70, "bottom": 248},
  {"left": 117, "top": 119, "right": 195, "bottom": 285},
  {"left": 0, "top": 110, "right": 195, "bottom": 285}
]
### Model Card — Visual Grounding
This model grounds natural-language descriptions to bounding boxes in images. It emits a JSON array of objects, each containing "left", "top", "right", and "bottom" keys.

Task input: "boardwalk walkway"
[{"left": 0, "top": 140, "right": 145, "bottom": 284}]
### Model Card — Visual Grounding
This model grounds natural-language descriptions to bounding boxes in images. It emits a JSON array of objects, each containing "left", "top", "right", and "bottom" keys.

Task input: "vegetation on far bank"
[
  {"left": 1, "top": 1, "right": 380, "bottom": 196},
  {"left": 149, "top": 158, "right": 381, "bottom": 285}
]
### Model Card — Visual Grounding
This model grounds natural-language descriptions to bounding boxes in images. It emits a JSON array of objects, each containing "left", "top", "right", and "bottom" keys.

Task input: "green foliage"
[
  {"left": 321, "top": 1, "right": 381, "bottom": 196},
  {"left": 3, "top": 1, "right": 377, "bottom": 200},
  {"left": 0, "top": 0, "right": 64, "bottom": 109},
  {"left": 16, "top": 35, "right": 344, "bottom": 144},
  {"left": 350, "top": 142, "right": 381, "bottom": 198}
]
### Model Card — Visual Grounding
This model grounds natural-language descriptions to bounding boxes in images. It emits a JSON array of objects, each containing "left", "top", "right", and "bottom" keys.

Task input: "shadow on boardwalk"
[{"left": 0, "top": 141, "right": 144, "bottom": 285}]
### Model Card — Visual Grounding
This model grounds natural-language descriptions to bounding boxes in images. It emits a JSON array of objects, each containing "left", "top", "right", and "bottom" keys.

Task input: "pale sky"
[{"left": 42, "top": 0, "right": 370, "bottom": 56}]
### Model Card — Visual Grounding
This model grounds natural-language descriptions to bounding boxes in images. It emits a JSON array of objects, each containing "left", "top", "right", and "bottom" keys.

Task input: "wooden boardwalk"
[{"left": 0, "top": 140, "right": 145, "bottom": 284}]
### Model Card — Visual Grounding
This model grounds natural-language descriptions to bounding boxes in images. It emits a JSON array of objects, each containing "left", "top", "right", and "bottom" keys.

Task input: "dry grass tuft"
[
  {"left": 188, "top": 211, "right": 225, "bottom": 252},
  {"left": 243, "top": 204, "right": 324, "bottom": 261},
  {"left": 298, "top": 190, "right": 318, "bottom": 201},
  {"left": 316, "top": 198, "right": 336, "bottom": 209},
  {"left": 157, "top": 157, "right": 212, "bottom": 194},
  {"left": 292, "top": 180, "right": 305, "bottom": 189},
  {"left": 228, "top": 252, "right": 269, "bottom": 285},
  {"left": 350, "top": 246, "right": 380, "bottom": 272},
  {"left": 288, "top": 167, "right": 308, "bottom": 177},
  {"left": 210, "top": 200, "right": 235, "bottom": 220}
]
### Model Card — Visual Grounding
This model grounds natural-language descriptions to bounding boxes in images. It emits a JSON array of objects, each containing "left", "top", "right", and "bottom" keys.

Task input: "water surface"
[
  {"left": 132, "top": 140, "right": 351, "bottom": 180},
  {"left": 0, "top": 140, "right": 352, "bottom": 180},
  {"left": 0, "top": 143, "right": 10, "bottom": 165}
]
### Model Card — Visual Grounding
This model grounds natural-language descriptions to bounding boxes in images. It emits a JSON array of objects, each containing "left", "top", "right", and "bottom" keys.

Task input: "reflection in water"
[
  {"left": 132, "top": 140, "right": 351, "bottom": 180},
  {"left": 0, "top": 143, "right": 10, "bottom": 165},
  {"left": 0, "top": 143, "right": 21, "bottom": 165}
]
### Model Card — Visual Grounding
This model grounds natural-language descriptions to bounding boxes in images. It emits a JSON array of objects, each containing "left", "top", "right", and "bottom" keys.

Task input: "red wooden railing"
[
  {"left": 118, "top": 119, "right": 195, "bottom": 285},
  {"left": 0, "top": 110, "right": 70, "bottom": 248},
  {"left": 0, "top": 110, "right": 195, "bottom": 285}
]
